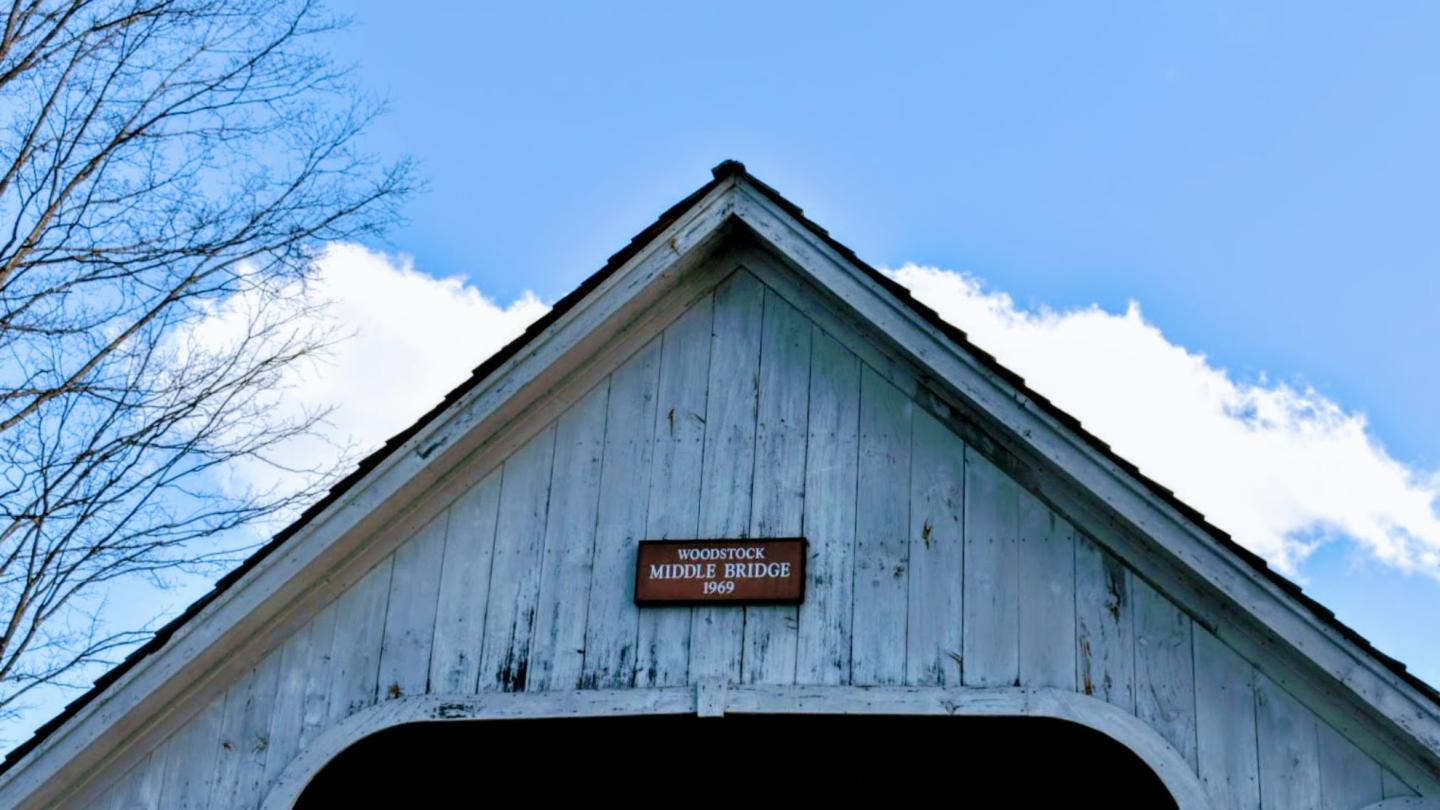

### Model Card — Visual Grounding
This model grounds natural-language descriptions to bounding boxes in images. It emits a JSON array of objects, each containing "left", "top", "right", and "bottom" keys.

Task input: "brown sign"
[{"left": 634, "top": 538, "right": 807, "bottom": 606}]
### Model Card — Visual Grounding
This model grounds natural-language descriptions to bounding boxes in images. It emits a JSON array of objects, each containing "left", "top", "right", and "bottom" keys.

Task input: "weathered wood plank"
[
  {"left": 101, "top": 763, "right": 136, "bottom": 810},
  {"left": 690, "top": 271, "right": 764, "bottom": 684},
  {"left": 376, "top": 509, "right": 449, "bottom": 698},
  {"left": 795, "top": 328, "right": 861, "bottom": 685},
  {"left": 296, "top": 600, "right": 338, "bottom": 753},
  {"left": 905, "top": 407, "right": 964, "bottom": 686},
  {"left": 1318, "top": 715, "right": 1385, "bottom": 810},
  {"left": 261, "top": 619, "right": 315, "bottom": 789},
  {"left": 427, "top": 467, "right": 502, "bottom": 694},
  {"left": 1256, "top": 672, "right": 1322, "bottom": 809},
  {"left": 637, "top": 295, "right": 713, "bottom": 688},
  {"left": 1194, "top": 627, "right": 1260, "bottom": 810},
  {"left": 220, "top": 649, "right": 283, "bottom": 809},
  {"left": 111, "top": 751, "right": 163, "bottom": 810},
  {"left": 98, "top": 767, "right": 125, "bottom": 810},
  {"left": 324, "top": 555, "right": 393, "bottom": 722},
  {"left": 962, "top": 448, "right": 1019, "bottom": 687},
  {"left": 1134, "top": 575, "right": 1198, "bottom": 770},
  {"left": 582, "top": 339, "right": 662, "bottom": 688},
  {"left": 528, "top": 380, "right": 610, "bottom": 691},
  {"left": 205, "top": 669, "right": 252, "bottom": 809},
  {"left": 851, "top": 364, "right": 912, "bottom": 686},
  {"left": 1018, "top": 499, "right": 1076, "bottom": 689},
  {"left": 157, "top": 694, "right": 223, "bottom": 809},
  {"left": 1075, "top": 532, "right": 1135, "bottom": 710},
  {"left": 742, "top": 290, "right": 811, "bottom": 685},
  {"left": 478, "top": 423, "right": 557, "bottom": 692}
]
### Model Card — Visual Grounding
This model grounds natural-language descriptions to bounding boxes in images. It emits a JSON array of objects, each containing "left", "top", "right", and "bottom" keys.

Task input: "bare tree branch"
[{"left": 0, "top": 0, "right": 412, "bottom": 724}]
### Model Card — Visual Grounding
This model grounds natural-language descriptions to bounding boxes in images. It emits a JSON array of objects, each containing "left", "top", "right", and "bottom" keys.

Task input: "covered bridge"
[{"left": 2, "top": 162, "right": 1437, "bottom": 808}]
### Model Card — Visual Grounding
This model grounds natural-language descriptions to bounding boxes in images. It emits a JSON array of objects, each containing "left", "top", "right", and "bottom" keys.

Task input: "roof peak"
[{"left": 711, "top": 159, "right": 748, "bottom": 180}]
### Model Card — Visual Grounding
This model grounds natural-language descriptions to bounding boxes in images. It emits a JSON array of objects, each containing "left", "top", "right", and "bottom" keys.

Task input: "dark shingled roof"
[{"left": 4, "top": 160, "right": 1435, "bottom": 775}]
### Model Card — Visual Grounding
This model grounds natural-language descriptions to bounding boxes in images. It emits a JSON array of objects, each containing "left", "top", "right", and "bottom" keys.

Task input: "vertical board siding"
[
  {"left": 637, "top": 295, "right": 713, "bottom": 687},
  {"left": 101, "top": 759, "right": 135, "bottom": 809},
  {"left": 528, "top": 381, "right": 610, "bottom": 691},
  {"left": 905, "top": 408, "right": 965, "bottom": 687},
  {"left": 1018, "top": 500, "right": 1076, "bottom": 690},
  {"left": 156, "top": 695, "right": 222, "bottom": 809},
  {"left": 1133, "top": 576, "right": 1198, "bottom": 770},
  {"left": 1317, "top": 717, "right": 1385, "bottom": 809},
  {"left": 206, "top": 668, "right": 255, "bottom": 808},
  {"left": 297, "top": 602, "right": 339, "bottom": 751},
  {"left": 261, "top": 621, "right": 316, "bottom": 788},
  {"left": 1194, "top": 627, "right": 1261, "bottom": 810},
  {"left": 581, "top": 339, "right": 662, "bottom": 688},
  {"left": 110, "top": 752, "right": 163, "bottom": 810},
  {"left": 690, "top": 271, "right": 764, "bottom": 683},
  {"left": 851, "top": 365, "right": 913, "bottom": 686},
  {"left": 213, "top": 649, "right": 282, "bottom": 809},
  {"left": 1075, "top": 533, "right": 1136, "bottom": 710},
  {"left": 741, "top": 291, "right": 812, "bottom": 685},
  {"left": 376, "top": 510, "right": 449, "bottom": 698},
  {"left": 428, "top": 469, "right": 503, "bottom": 694},
  {"left": 962, "top": 449, "right": 1020, "bottom": 687},
  {"left": 325, "top": 556, "right": 393, "bottom": 722},
  {"left": 478, "top": 423, "right": 557, "bottom": 692},
  {"left": 1256, "top": 673, "right": 1323, "bottom": 809},
  {"left": 795, "top": 328, "right": 860, "bottom": 685}
]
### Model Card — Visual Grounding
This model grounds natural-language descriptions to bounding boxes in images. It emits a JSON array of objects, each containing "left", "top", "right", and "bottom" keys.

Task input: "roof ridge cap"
[{"left": 711, "top": 159, "right": 747, "bottom": 179}]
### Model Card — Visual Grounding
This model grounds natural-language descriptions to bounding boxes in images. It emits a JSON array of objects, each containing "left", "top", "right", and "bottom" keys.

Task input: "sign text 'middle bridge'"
[{"left": 634, "top": 538, "right": 807, "bottom": 606}]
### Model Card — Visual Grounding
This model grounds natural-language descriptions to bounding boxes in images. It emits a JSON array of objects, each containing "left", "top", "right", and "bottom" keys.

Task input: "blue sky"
[
  {"left": 8, "top": 0, "right": 1440, "bottom": 748},
  {"left": 317, "top": 0, "right": 1440, "bottom": 684},
  {"left": 331, "top": 1, "right": 1440, "bottom": 464}
]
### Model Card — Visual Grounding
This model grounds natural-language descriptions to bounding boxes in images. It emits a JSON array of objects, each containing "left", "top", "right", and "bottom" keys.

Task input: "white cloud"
[
  {"left": 277, "top": 243, "right": 548, "bottom": 455},
  {"left": 891, "top": 264, "right": 1440, "bottom": 577},
  {"left": 190, "top": 243, "right": 548, "bottom": 506}
]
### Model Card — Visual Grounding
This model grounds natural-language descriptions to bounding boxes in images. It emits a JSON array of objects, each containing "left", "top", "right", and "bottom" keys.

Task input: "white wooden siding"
[
  {"left": 690, "top": 272, "right": 763, "bottom": 685},
  {"left": 905, "top": 408, "right": 965, "bottom": 687},
  {"left": 428, "top": 468, "right": 502, "bottom": 694},
  {"left": 582, "top": 339, "right": 661, "bottom": 689},
  {"left": 851, "top": 365, "right": 912, "bottom": 686},
  {"left": 1135, "top": 574, "right": 1199, "bottom": 770},
  {"left": 794, "top": 328, "right": 860, "bottom": 686},
  {"left": 89, "top": 265, "right": 1410, "bottom": 810},
  {"left": 375, "top": 510, "right": 447, "bottom": 698},
  {"left": 1194, "top": 625, "right": 1261, "bottom": 810},
  {"left": 636, "top": 295, "right": 711, "bottom": 687},
  {"left": 962, "top": 450, "right": 1019, "bottom": 687},
  {"left": 478, "top": 423, "right": 557, "bottom": 692},
  {"left": 1076, "top": 532, "right": 1137, "bottom": 712},
  {"left": 1019, "top": 495, "right": 1076, "bottom": 690},
  {"left": 527, "top": 380, "right": 610, "bottom": 691},
  {"left": 740, "top": 292, "right": 811, "bottom": 686}
]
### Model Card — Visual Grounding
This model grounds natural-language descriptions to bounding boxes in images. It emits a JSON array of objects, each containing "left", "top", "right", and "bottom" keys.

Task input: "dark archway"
[{"left": 296, "top": 714, "right": 1179, "bottom": 808}]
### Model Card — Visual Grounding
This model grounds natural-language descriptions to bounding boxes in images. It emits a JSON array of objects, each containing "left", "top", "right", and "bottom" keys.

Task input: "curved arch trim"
[{"left": 262, "top": 685, "right": 1212, "bottom": 810}]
